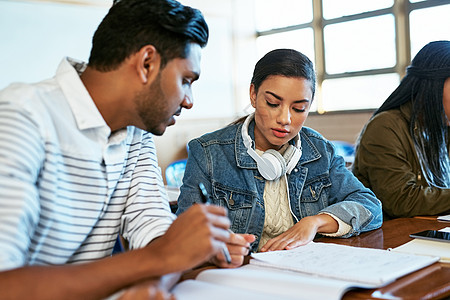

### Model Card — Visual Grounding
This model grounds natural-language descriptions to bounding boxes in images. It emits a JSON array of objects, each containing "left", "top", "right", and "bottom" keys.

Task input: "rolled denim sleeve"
[{"left": 319, "top": 144, "right": 383, "bottom": 237}]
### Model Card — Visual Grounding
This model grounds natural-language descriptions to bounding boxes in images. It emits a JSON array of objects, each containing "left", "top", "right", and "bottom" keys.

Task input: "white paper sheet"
[{"left": 250, "top": 241, "right": 439, "bottom": 285}]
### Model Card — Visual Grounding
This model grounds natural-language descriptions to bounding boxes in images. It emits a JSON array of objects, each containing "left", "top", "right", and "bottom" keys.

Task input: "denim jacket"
[{"left": 176, "top": 120, "right": 382, "bottom": 252}]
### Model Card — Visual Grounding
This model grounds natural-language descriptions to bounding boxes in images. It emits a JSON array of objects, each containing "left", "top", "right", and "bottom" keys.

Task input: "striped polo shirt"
[{"left": 0, "top": 57, "right": 175, "bottom": 271}]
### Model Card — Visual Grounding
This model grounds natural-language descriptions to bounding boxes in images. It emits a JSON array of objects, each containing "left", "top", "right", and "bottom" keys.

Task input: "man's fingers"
[
  {"left": 228, "top": 233, "right": 251, "bottom": 246},
  {"left": 209, "top": 224, "right": 231, "bottom": 242},
  {"left": 227, "top": 243, "right": 250, "bottom": 256},
  {"left": 241, "top": 233, "right": 257, "bottom": 243},
  {"left": 213, "top": 248, "right": 245, "bottom": 268},
  {"left": 199, "top": 204, "right": 231, "bottom": 230},
  {"left": 203, "top": 204, "right": 228, "bottom": 216}
]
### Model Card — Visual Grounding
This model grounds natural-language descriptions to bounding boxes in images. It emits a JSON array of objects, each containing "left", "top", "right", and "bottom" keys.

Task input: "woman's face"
[
  {"left": 250, "top": 75, "right": 313, "bottom": 151},
  {"left": 443, "top": 77, "right": 450, "bottom": 125}
]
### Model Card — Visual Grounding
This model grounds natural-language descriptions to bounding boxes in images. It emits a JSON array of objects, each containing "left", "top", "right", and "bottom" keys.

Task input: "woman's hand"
[
  {"left": 259, "top": 214, "right": 338, "bottom": 252},
  {"left": 210, "top": 233, "right": 256, "bottom": 268}
]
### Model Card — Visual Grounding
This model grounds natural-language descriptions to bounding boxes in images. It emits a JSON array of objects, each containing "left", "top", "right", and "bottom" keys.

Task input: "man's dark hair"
[{"left": 88, "top": 0, "right": 208, "bottom": 71}]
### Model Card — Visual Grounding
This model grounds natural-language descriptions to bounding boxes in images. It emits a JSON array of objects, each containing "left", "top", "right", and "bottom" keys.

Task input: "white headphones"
[{"left": 241, "top": 113, "right": 302, "bottom": 181}]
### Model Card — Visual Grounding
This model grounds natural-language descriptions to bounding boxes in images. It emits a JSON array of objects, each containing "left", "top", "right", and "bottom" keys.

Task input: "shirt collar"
[{"left": 56, "top": 57, "right": 110, "bottom": 133}]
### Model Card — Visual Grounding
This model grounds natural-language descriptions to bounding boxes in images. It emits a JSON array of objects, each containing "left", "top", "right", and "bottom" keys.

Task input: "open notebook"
[
  {"left": 172, "top": 242, "right": 439, "bottom": 300},
  {"left": 249, "top": 241, "right": 438, "bottom": 285}
]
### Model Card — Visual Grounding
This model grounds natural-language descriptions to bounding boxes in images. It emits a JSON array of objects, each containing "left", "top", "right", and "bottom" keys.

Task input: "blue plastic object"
[
  {"left": 165, "top": 159, "right": 187, "bottom": 188},
  {"left": 330, "top": 140, "right": 355, "bottom": 165}
]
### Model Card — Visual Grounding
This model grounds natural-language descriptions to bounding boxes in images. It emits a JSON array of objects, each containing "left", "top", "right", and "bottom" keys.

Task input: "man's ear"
[{"left": 137, "top": 45, "right": 159, "bottom": 84}]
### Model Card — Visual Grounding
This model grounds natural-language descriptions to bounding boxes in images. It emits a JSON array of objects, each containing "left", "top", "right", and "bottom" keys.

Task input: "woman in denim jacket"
[{"left": 176, "top": 49, "right": 382, "bottom": 257}]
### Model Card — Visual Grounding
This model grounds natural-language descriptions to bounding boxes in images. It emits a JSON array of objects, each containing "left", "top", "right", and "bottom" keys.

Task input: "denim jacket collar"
[{"left": 235, "top": 119, "right": 322, "bottom": 169}]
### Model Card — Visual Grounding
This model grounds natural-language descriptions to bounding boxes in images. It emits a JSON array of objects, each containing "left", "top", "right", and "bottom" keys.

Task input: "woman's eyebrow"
[
  {"left": 265, "top": 91, "right": 282, "bottom": 100},
  {"left": 265, "top": 91, "right": 310, "bottom": 103}
]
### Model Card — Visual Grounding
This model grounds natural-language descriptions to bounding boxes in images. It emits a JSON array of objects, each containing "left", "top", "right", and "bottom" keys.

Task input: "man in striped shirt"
[{"left": 0, "top": 0, "right": 252, "bottom": 299}]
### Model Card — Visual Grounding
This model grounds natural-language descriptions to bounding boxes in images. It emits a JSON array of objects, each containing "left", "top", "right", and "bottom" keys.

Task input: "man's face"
[{"left": 135, "top": 43, "right": 201, "bottom": 135}]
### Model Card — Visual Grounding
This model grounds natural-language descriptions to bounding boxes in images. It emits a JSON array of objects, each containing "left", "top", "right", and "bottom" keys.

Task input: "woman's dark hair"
[
  {"left": 232, "top": 48, "right": 316, "bottom": 125},
  {"left": 374, "top": 40, "right": 450, "bottom": 187},
  {"left": 251, "top": 48, "right": 316, "bottom": 97},
  {"left": 88, "top": 0, "right": 208, "bottom": 71}
]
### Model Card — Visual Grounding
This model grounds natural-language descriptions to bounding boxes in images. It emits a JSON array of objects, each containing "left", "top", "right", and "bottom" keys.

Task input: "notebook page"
[{"left": 250, "top": 242, "right": 439, "bottom": 285}]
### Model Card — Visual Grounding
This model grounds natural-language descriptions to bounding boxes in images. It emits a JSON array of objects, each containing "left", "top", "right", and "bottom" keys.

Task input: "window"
[
  {"left": 323, "top": 15, "right": 396, "bottom": 74},
  {"left": 257, "top": 29, "right": 315, "bottom": 63},
  {"left": 255, "top": 0, "right": 312, "bottom": 31},
  {"left": 409, "top": 3, "right": 450, "bottom": 57},
  {"left": 322, "top": 0, "right": 393, "bottom": 19},
  {"left": 321, "top": 74, "right": 399, "bottom": 112},
  {"left": 255, "top": 0, "right": 450, "bottom": 113}
]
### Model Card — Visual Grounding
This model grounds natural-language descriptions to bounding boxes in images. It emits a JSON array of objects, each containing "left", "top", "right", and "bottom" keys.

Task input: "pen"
[{"left": 199, "top": 182, "right": 232, "bottom": 264}]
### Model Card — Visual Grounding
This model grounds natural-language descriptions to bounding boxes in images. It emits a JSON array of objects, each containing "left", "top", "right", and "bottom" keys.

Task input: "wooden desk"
[
  {"left": 182, "top": 218, "right": 450, "bottom": 300},
  {"left": 318, "top": 217, "right": 450, "bottom": 300}
]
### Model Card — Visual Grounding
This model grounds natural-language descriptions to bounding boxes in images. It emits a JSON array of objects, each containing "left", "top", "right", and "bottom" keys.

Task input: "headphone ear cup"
[
  {"left": 284, "top": 145, "right": 302, "bottom": 174},
  {"left": 260, "top": 149, "right": 286, "bottom": 180}
]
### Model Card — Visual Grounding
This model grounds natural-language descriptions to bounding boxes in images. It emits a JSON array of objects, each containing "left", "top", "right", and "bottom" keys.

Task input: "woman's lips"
[{"left": 272, "top": 128, "right": 289, "bottom": 138}]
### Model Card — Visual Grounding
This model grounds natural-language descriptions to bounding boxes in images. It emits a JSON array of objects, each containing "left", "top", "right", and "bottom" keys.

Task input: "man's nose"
[{"left": 182, "top": 93, "right": 193, "bottom": 110}]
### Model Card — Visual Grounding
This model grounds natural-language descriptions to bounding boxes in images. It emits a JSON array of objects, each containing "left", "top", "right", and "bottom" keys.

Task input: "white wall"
[{"left": 0, "top": 0, "right": 109, "bottom": 90}]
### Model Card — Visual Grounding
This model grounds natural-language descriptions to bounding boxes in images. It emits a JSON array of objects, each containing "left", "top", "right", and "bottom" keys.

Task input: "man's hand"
[
  {"left": 117, "top": 281, "right": 174, "bottom": 300},
  {"left": 210, "top": 233, "right": 256, "bottom": 268},
  {"left": 117, "top": 274, "right": 179, "bottom": 300},
  {"left": 146, "top": 204, "right": 232, "bottom": 273}
]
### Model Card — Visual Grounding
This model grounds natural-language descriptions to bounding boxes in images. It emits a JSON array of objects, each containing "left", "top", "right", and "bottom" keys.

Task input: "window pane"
[
  {"left": 324, "top": 15, "right": 396, "bottom": 74},
  {"left": 410, "top": 4, "right": 450, "bottom": 58},
  {"left": 322, "top": 0, "right": 393, "bottom": 19},
  {"left": 321, "top": 73, "right": 399, "bottom": 111},
  {"left": 255, "top": 0, "right": 312, "bottom": 31},
  {"left": 256, "top": 28, "right": 315, "bottom": 64}
]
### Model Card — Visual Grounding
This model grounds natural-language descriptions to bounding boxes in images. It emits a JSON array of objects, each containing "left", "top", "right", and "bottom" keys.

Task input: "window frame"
[{"left": 255, "top": 0, "right": 450, "bottom": 113}]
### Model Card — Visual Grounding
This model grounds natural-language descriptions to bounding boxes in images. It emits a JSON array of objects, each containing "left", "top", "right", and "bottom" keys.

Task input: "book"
[
  {"left": 392, "top": 227, "right": 450, "bottom": 263},
  {"left": 173, "top": 265, "right": 371, "bottom": 300},
  {"left": 172, "top": 242, "right": 439, "bottom": 300}
]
